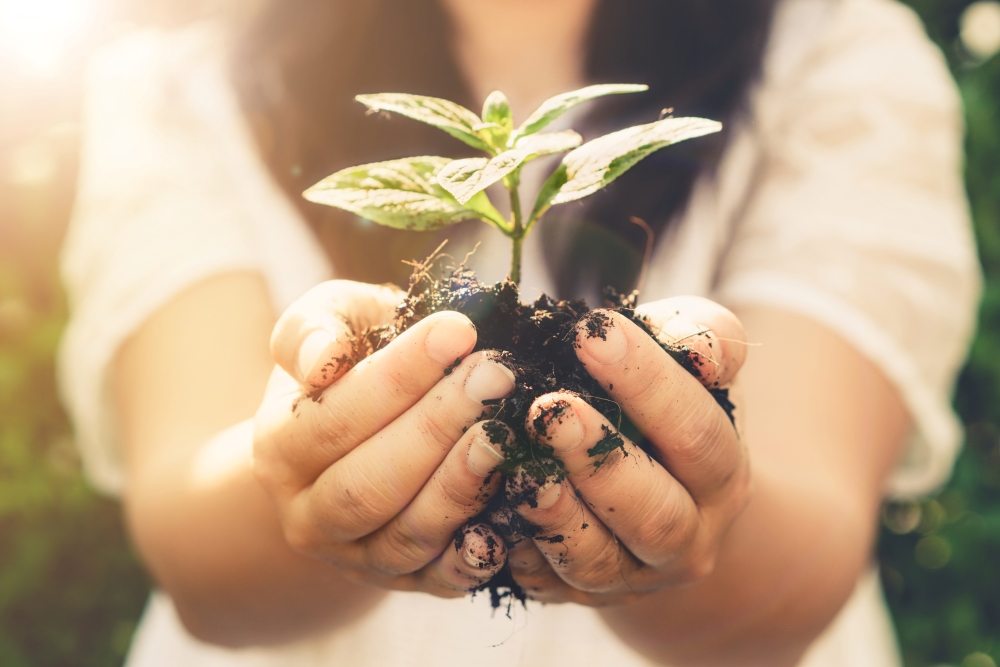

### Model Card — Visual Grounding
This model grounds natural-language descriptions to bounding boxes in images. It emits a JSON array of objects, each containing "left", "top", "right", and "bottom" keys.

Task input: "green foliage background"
[
  {"left": 0, "top": 1, "right": 997, "bottom": 665},
  {"left": 876, "top": 3, "right": 1000, "bottom": 666}
]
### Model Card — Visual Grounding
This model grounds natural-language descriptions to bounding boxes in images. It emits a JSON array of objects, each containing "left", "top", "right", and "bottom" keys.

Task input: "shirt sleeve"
[
  {"left": 58, "top": 25, "right": 331, "bottom": 496},
  {"left": 714, "top": 0, "right": 982, "bottom": 498}
]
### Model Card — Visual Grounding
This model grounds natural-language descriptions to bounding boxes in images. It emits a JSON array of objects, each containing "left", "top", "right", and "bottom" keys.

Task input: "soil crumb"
[{"left": 351, "top": 263, "right": 735, "bottom": 608}]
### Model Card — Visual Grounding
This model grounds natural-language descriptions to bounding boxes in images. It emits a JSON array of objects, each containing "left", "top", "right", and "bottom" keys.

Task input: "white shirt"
[{"left": 58, "top": 0, "right": 981, "bottom": 665}]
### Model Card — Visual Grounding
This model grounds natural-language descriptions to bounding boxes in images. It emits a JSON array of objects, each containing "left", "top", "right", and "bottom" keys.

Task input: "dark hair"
[{"left": 233, "top": 0, "right": 777, "bottom": 297}]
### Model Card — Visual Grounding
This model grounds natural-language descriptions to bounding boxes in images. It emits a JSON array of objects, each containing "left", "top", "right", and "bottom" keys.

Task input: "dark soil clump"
[{"left": 354, "top": 261, "right": 734, "bottom": 608}]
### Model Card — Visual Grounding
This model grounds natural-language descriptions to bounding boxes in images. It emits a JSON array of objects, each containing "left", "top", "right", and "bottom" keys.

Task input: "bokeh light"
[
  {"left": 0, "top": 0, "right": 107, "bottom": 75},
  {"left": 960, "top": 1, "right": 1000, "bottom": 62},
  {"left": 962, "top": 652, "right": 999, "bottom": 667}
]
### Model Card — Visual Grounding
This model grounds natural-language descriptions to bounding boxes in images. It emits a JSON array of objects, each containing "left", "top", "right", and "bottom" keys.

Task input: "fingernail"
[
  {"left": 579, "top": 312, "right": 628, "bottom": 365},
  {"left": 535, "top": 480, "right": 563, "bottom": 510},
  {"left": 467, "top": 435, "right": 505, "bottom": 476},
  {"left": 425, "top": 313, "right": 476, "bottom": 366},
  {"left": 539, "top": 401, "right": 585, "bottom": 453},
  {"left": 465, "top": 361, "right": 515, "bottom": 404},
  {"left": 459, "top": 528, "right": 498, "bottom": 569},
  {"left": 298, "top": 330, "right": 336, "bottom": 381},
  {"left": 463, "top": 546, "right": 490, "bottom": 569}
]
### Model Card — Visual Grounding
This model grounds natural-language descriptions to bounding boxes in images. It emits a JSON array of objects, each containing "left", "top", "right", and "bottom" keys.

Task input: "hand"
[
  {"left": 253, "top": 281, "right": 516, "bottom": 598},
  {"left": 505, "top": 296, "right": 750, "bottom": 605}
]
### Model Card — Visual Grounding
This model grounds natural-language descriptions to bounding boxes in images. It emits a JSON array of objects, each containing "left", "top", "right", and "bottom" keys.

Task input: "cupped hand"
[
  {"left": 506, "top": 296, "right": 751, "bottom": 605},
  {"left": 253, "top": 281, "right": 514, "bottom": 598}
]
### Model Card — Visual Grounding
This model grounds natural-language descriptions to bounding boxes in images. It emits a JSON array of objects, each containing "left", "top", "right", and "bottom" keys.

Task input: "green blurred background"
[{"left": 0, "top": 1, "right": 998, "bottom": 665}]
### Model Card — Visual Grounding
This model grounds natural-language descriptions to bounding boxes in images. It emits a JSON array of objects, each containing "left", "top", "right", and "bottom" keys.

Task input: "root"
[{"left": 461, "top": 241, "right": 482, "bottom": 267}]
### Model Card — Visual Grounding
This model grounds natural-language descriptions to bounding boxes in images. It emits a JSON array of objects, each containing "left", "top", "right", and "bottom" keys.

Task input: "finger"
[
  {"left": 255, "top": 310, "right": 478, "bottom": 494},
  {"left": 574, "top": 310, "right": 745, "bottom": 504},
  {"left": 506, "top": 538, "right": 581, "bottom": 603},
  {"left": 420, "top": 523, "right": 507, "bottom": 594},
  {"left": 508, "top": 538, "right": 641, "bottom": 606},
  {"left": 636, "top": 296, "right": 747, "bottom": 390},
  {"left": 270, "top": 280, "right": 405, "bottom": 390},
  {"left": 360, "top": 422, "right": 510, "bottom": 576},
  {"left": 508, "top": 469, "right": 644, "bottom": 595},
  {"left": 293, "top": 352, "right": 515, "bottom": 543},
  {"left": 345, "top": 522, "right": 507, "bottom": 598},
  {"left": 528, "top": 393, "right": 705, "bottom": 572}
]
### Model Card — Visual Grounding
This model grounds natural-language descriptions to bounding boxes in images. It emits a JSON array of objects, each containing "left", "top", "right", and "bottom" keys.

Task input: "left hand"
[{"left": 505, "top": 296, "right": 751, "bottom": 605}]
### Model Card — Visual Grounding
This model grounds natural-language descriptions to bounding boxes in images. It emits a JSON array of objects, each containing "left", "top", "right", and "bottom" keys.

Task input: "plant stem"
[
  {"left": 510, "top": 234, "right": 523, "bottom": 285},
  {"left": 508, "top": 177, "right": 524, "bottom": 285}
]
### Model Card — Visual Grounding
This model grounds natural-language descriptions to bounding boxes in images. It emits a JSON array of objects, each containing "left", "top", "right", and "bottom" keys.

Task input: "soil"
[{"left": 352, "top": 258, "right": 735, "bottom": 611}]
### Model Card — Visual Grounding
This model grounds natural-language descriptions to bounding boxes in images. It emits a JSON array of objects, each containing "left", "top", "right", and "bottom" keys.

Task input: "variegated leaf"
[
  {"left": 530, "top": 117, "right": 722, "bottom": 221},
  {"left": 304, "top": 156, "right": 505, "bottom": 230},
  {"left": 356, "top": 93, "right": 490, "bottom": 152}
]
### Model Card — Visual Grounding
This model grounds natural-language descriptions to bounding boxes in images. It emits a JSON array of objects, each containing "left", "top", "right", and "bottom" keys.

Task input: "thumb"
[
  {"left": 637, "top": 295, "right": 748, "bottom": 389},
  {"left": 270, "top": 280, "right": 404, "bottom": 391}
]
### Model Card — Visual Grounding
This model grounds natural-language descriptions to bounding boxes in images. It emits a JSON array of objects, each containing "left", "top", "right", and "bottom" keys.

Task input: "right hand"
[{"left": 253, "top": 281, "right": 514, "bottom": 598}]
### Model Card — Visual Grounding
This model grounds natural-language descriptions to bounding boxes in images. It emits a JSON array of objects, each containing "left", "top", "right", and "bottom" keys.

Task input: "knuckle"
[
  {"left": 439, "top": 470, "right": 494, "bottom": 511},
  {"left": 677, "top": 549, "right": 717, "bottom": 584},
  {"left": 701, "top": 476, "right": 753, "bottom": 537},
  {"left": 383, "top": 363, "right": 431, "bottom": 400},
  {"left": 251, "top": 436, "right": 281, "bottom": 487},
  {"left": 626, "top": 369, "right": 672, "bottom": 415},
  {"left": 672, "top": 404, "right": 729, "bottom": 469},
  {"left": 282, "top": 516, "right": 323, "bottom": 556},
  {"left": 315, "top": 472, "right": 390, "bottom": 539},
  {"left": 336, "top": 494, "right": 385, "bottom": 538},
  {"left": 633, "top": 523, "right": 666, "bottom": 557},
  {"left": 251, "top": 422, "right": 295, "bottom": 495},
  {"left": 570, "top": 542, "right": 627, "bottom": 593},
  {"left": 252, "top": 457, "right": 283, "bottom": 496},
  {"left": 727, "top": 462, "right": 753, "bottom": 515},
  {"left": 366, "top": 525, "right": 434, "bottom": 576},
  {"left": 442, "top": 485, "right": 486, "bottom": 514},
  {"left": 307, "top": 405, "right": 357, "bottom": 452},
  {"left": 583, "top": 447, "right": 628, "bottom": 487},
  {"left": 413, "top": 410, "right": 462, "bottom": 456},
  {"left": 631, "top": 489, "right": 698, "bottom": 557}
]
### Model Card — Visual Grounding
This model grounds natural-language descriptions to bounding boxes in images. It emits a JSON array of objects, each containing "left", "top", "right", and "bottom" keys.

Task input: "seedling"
[
  {"left": 304, "top": 84, "right": 721, "bottom": 285},
  {"left": 302, "top": 86, "right": 729, "bottom": 608}
]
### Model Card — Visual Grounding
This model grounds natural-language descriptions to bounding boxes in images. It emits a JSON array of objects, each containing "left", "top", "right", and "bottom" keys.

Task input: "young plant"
[{"left": 304, "top": 84, "right": 721, "bottom": 285}]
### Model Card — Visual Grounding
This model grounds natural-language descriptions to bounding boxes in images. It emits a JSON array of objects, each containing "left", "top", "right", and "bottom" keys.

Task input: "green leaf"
[
  {"left": 304, "top": 156, "right": 506, "bottom": 231},
  {"left": 438, "top": 132, "right": 581, "bottom": 205},
  {"left": 473, "top": 121, "right": 510, "bottom": 154},
  {"left": 356, "top": 93, "right": 490, "bottom": 152},
  {"left": 530, "top": 163, "right": 569, "bottom": 223},
  {"left": 436, "top": 157, "right": 489, "bottom": 205},
  {"left": 513, "top": 130, "right": 583, "bottom": 156},
  {"left": 438, "top": 153, "right": 523, "bottom": 205},
  {"left": 482, "top": 91, "right": 513, "bottom": 133},
  {"left": 530, "top": 117, "right": 722, "bottom": 222},
  {"left": 514, "top": 84, "right": 648, "bottom": 140}
]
